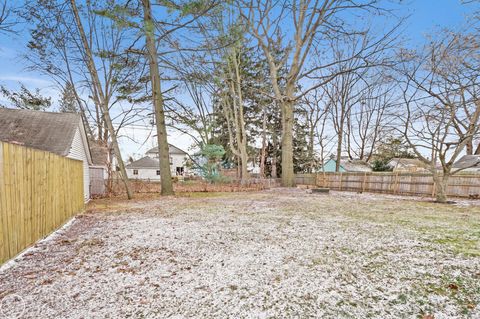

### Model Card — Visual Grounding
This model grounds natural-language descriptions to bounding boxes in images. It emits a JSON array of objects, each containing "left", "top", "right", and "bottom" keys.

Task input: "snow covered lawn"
[{"left": 1, "top": 189, "right": 479, "bottom": 318}]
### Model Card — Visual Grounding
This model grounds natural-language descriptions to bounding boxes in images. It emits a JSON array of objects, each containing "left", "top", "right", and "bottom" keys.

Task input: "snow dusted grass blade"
[{"left": 0, "top": 189, "right": 479, "bottom": 318}]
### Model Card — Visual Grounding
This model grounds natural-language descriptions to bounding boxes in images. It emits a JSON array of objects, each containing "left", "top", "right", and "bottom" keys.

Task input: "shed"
[
  {"left": 89, "top": 140, "right": 109, "bottom": 196},
  {"left": 0, "top": 108, "right": 92, "bottom": 201}
]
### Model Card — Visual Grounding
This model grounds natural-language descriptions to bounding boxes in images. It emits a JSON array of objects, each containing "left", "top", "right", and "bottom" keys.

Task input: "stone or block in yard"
[{"left": 311, "top": 188, "right": 330, "bottom": 194}]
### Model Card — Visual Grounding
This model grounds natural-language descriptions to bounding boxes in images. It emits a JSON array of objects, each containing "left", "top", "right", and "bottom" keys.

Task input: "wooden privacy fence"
[
  {"left": 0, "top": 142, "right": 84, "bottom": 264},
  {"left": 295, "top": 172, "right": 480, "bottom": 198}
]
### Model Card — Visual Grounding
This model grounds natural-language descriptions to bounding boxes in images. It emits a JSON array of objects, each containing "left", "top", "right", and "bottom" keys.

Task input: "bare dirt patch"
[{"left": 1, "top": 189, "right": 479, "bottom": 318}]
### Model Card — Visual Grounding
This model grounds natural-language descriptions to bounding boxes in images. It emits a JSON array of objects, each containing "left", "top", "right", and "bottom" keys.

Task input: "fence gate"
[{"left": 89, "top": 166, "right": 106, "bottom": 196}]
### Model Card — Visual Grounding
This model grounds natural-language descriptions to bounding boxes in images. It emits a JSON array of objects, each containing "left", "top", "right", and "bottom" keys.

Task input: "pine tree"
[{"left": 59, "top": 82, "right": 78, "bottom": 113}]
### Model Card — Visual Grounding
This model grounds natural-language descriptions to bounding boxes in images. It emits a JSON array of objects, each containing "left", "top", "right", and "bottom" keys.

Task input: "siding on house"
[
  {"left": 126, "top": 153, "right": 187, "bottom": 180},
  {"left": 170, "top": 153, "right": 186, "bottom": 175},
  {"left": 322, "top": 159, "right": 346, "bottom": 172},
  {"left": 126, "top": 167, "right": 161, "bottom": 180},
  {"left": 67, "top": 127, "right": 90, "bottom": 200},
  {"left": 322, "top": 158, "right": 371, "bottom": 172}
]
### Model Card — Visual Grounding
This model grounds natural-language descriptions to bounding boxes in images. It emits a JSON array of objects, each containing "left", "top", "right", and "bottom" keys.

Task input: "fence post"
[
  {"left": 394, "top": 173, "right": 399, "bottom": 194},
  {"left": 362, "top": 172, "right": 367, "bottom": 192},
  {"left": 339, "top": 172, "right": 343, "bottom": 191}
]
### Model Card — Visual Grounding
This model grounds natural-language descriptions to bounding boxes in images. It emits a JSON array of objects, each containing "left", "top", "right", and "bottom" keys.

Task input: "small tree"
[
  {"left": 397, "top": 31, "right": 480, "bottom": 202},
  {"left": 200, "top": 144, "right": 226, "bottom": 183}
]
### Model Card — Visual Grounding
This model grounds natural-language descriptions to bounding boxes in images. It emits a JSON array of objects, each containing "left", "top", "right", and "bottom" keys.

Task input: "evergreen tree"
[
  {"left": 0, "top": 84, "right": 51, "bottom": 111},
  {"left": 59, "top": 82, "right": 78, "bottom": 113}
]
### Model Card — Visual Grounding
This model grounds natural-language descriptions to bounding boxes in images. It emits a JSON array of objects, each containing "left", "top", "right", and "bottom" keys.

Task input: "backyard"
[{"left": 0, "top": 189, "right": 479, "bottom": 318}]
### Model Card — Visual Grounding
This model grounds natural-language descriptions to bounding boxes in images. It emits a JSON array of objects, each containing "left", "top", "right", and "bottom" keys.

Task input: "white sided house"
[
  {"left": 126, "top": 144, "right": 188, "bottom": 180},
  {"left": 0, "top": 108, "right": 92, "bottom": 201}
]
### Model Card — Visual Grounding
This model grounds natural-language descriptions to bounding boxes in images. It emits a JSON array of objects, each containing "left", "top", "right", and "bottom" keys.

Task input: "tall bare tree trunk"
[
  {"left": 335, "top": 127, "right": 343, "bottom": 172},
  {"left": 70, "top": 0, "right": 133, "bottom": 199},
  {"left": 231, "top": 50, "right": 249, "bottom": 182},
  {"left": 142, "top": 0, "right": 174, "bottom": 196},
  {"left": 260, "top": 108, "right": 267, "bottom": 178},
  {"left": 271, "top": 129, "right": 278, "bottom": 178},
  {"left": 281, "top": 99, "right": 295, "bottom": 186},
  {"left": 335, "top": 105, "right": 346, "bottom": 172},
  {"left": 308, "top": 125, "right": 315, "bottom": 173}
]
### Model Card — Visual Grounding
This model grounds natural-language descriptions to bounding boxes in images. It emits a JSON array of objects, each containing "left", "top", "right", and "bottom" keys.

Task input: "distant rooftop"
[
  {"left": 125, "top": 156, "right": 159, "bottom": 169},
  {"left": 146, "top": 144, "right": 187, "bottom": 155}
]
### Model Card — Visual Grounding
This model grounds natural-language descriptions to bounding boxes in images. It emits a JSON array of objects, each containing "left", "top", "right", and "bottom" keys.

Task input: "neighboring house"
[
  {"left": 322, "top": 157, "right": 372, "bottom": 172},
  {"left": 89, "top": 140, "right": 110, "bottom": 196},
  {"left": 387, "top": 158, "right": 429, "bottom": 173},
  {"left": 126, "top": 144, "right": 188, "bottom": 180},
  {"left": 453, "top": 155, "right": 480, "bottom": 173},
  {"left": 0, "top": 108, "right": 92, "bottom": 201}
]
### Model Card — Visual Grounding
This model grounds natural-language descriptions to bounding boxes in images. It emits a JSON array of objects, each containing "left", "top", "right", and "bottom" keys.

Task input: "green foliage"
[
  {"left": 371, "top": 159, "right": 393, "bottom": 172},
  {"left": 371, "top": 136, "right": 415, "bottom": 171},
  {"left": 0, "top": 84, "right": 51, "bottom": 111},
  {"left": 59, "top": 82, "right": 78, "bottom": 113},
  {"left": 375, "top": 136, "right": 415, "bottom": 161},
  {"left": 158, "top": 0, "right": 214, "bottom": 17},
  {"left": 199, "top": 144, "right": 227, "bottom": 183}
]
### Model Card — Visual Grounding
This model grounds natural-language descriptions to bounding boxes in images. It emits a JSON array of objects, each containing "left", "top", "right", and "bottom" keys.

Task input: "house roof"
[
  {"left": 146, "top": 144, "right": 187, "bottom": 155},
  {"left": 126, "top": 156, "right": 160, "bottom": 169},
  {"left": 388, "top": 158, "right": 427, "bottom": 169},
  {"left": 340, "top": 159, "right": 372, "bottom": 172},
  {"left": 89, "top": 140, "right": 109, "bottom": 166},
  {"left": 0, "top": 108, "right": 82, "bottom": 156},
  {"left": 453, "top": 155, "right": 480, "bottom": 169},
  {"left": 325, "top": 157, "right": 371, "bottom": 172}
]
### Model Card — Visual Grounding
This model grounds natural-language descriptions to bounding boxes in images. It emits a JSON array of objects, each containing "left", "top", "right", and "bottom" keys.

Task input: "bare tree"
[
  {"left": 301, "top": 90, "right": 329, "bottom": 172},
  {"left": 69, "top": 0, "right": 133, "bottom": 199},
  {"left": 0, "top": 0, "right": 16, "bottom": 33},
  {"left": 345, "top": 80, "right": 394, "bottom": 162},
  {"left": 397, "top": 31, "right": 480, "bottom": 202},
  {"left": 238, "top": 0, "right": 397, "bottom": 186}
]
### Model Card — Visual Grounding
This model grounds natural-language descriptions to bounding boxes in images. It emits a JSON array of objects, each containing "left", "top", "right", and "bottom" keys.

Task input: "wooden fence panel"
[
  {"left": 296, "top": 172, "right": 480, "bottom": 198},
  {"left": 0, "top": 142, "right": 84, "bottom": 264}
]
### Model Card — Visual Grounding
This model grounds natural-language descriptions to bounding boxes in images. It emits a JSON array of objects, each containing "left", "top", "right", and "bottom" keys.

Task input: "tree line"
[{"left": 0, "top": 0, "right": 479, "bottom": 202}]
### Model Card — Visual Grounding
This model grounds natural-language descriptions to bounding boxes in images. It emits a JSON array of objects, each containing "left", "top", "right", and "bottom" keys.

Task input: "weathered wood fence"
[
  {"left": 295, "top": 172, "right": 480, "bottom": 198},
  {"left": 0, "top": 142, "right": 84, "bottom": 264}
]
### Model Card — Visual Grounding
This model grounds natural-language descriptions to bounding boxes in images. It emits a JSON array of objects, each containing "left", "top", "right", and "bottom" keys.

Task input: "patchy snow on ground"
[{"left": 0, "top": 189, "right": 479, "bottom": 318}]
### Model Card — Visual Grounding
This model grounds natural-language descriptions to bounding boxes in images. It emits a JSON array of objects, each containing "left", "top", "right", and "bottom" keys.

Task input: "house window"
[
  {"left": 133, "top": 169, "right": 138, "bottom": 175},
  {"left": 176, "top": 167, "right": 184, "bottom": 176},
  {"left": 156, "top": 170, "right": 160, "bottom": 175}
]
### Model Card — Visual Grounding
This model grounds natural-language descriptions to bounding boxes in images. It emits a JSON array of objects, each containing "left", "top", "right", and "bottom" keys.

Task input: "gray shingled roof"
[
  {"left": 146, "top": 144, "right": 187, "bottom": 155},
  {"left": 453, "top": 155, "right": 480, "bottom": 169},
  {"left": 89, "top": 140, "right": 109, "bottom": 166},
  {"left": 341, "top": 159, "right": 372, "bottom": 172},
  {"left": 388, "top": 158, "right": 428, "bottom": 169},
  {"left": 0, "top": 108, "right": 81, "bottom": 156},
  {"left": 126, "top": 156, "right": 160, "bottom": 169}
]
